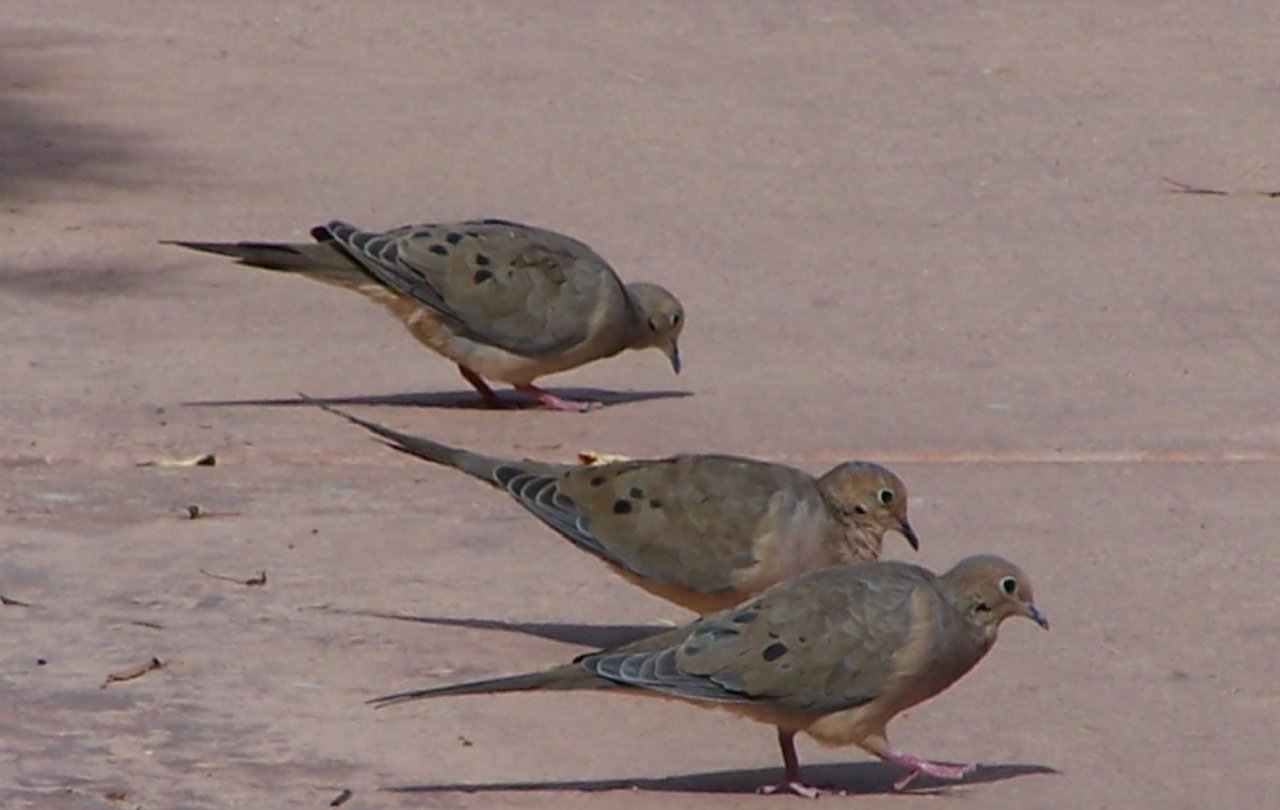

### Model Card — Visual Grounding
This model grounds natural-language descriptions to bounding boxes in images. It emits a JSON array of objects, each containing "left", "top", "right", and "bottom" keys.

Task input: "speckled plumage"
[
  {"left": 372, "top": 555, "right": 1048, "bottom": 797},
  {"left": 313, "top": 401, "right": 919, "bottom": 613},
  {"left": 164, "top": 219, "right": 684, "bottom": 411}
]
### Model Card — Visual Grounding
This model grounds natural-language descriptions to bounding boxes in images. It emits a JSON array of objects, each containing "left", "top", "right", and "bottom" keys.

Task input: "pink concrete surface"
[{"left": 2, "top": 2, "right": 1277, "bottom": 808}]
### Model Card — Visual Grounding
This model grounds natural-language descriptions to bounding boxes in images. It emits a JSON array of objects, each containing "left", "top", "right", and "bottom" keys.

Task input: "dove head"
[
  {"left": 942, "top": 555, "right": 1048, "bottom": 638},
  {"left": 818, "top": 462, "right": 919, "bottom": 554},
  {"left": 626, "top": 282, "right": 684, "bottom": 374}
]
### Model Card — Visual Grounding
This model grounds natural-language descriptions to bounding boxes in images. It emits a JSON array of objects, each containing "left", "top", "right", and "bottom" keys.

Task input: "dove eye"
[
  {"left": 672, "top": 313, "right": 682, "bottom": 325},
  {"left": 876, "top": 488, "right": 895, "bottom": 506},
  {"left": 999, "top": 576, "right": 1017, "bottom": 595}
]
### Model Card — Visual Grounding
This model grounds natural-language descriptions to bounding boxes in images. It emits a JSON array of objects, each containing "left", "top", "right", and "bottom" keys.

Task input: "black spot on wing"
[
  {"left": 428, "top": 244, "right": 448, "bottom": 256},
  {"left": 445, "top": 231, "right": 463, "bottom": 245},
  {"left": 762, "top": 641, "right": 788, "bottom": 661},
  {"left": 475, "top": 253, "right": 491, "bottom": 266},
  {"left": 474, "top": 269, "right": 493, "bottom": 284}
]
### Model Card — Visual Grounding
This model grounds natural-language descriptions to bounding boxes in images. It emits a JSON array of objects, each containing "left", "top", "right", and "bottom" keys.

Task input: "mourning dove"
[
  {"left": 372, "top": 555, "right": 1048, "bottom": 797},
  {"left": 163, "top": 219, "right": 684, "bottom": 412},
  {"left": 311, "top": 401, "right": 919, "bottom": 613}
]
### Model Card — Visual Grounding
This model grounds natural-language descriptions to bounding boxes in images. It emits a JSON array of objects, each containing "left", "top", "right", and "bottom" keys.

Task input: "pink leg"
[
  {"left": 514, "top": 383, "right": 599, "bottom": 413},
  {"left": 457, "top": 366, "right": 503, "bottom": 407},
  {"left": 756, "top": 729, "right": 826, "bottom": 799},
  {"left": 880, "top": 747, "right": 975, "bottom": 791}
]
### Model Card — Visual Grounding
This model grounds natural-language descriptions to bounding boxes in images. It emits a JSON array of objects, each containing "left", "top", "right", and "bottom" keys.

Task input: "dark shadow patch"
[
  {"left": 0, "top": 260, "right": 191, "bottom": 300},
  {"left": 384, "top": 761, "right": 1059, "bottom": 796},
  {"left": 0, "top": 28, "right": 168, "bottom": 203},
  {"left": 184, "top": 388, "right": 693, "bottom": 411},
  {"left": 312, "top": 606, "right": 669, "bottom": 649}
]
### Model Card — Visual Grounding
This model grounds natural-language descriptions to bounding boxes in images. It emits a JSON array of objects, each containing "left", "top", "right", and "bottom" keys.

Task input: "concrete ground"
[{"left": 2, "top": 2, "right": 1277, "bottom": 808}]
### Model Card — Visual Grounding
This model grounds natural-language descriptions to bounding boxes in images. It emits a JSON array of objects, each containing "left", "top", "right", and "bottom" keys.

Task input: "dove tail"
[
  {"left": 299, "top": 398, "right": 506, "bottom": 481},
  {"left": 370, "top": 664, "right": 611, "bottom": 708},
  {"left": 162, "top": 239, "right": 370, "bottom": 286}
]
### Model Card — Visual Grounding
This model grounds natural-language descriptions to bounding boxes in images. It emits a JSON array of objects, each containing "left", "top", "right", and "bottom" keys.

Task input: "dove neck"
[
  {"left": 817, "top": 492, "right": 884, "bottom": 561},
  {"left": 836, "top": 520, "right": 884, "bottom": 562},
  {"left": 621, "top": 284, "right": 666, "bottom": 349},
  {"left": 936, "top": 574, "right": 1003, "bottom": 651}
]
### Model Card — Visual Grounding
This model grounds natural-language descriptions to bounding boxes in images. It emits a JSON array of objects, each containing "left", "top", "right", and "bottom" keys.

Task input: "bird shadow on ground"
[
  {"left": 384, "top": 760, "right": 1059, "bottom": 797},
  {"left": 184, "top": 388, "right": 692, "bottom": 411},
  {"left": 311, "top": 606, "right": 667, "bottom": 649}
]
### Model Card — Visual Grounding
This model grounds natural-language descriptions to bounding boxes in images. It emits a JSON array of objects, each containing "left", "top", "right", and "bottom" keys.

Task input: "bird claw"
[
  {"left": 757, "top": 781, "right": 826, "bottom": 799},
  {"left": 514, "top": 384, "right": 599, "bottom": 412},
  {"left": 892, "top": 760, "right": 976, "bottom": 791}
]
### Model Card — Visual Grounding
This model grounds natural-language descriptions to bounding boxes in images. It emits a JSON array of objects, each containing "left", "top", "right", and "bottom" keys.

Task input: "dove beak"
[
  {"left": 664, "top": 340, "right": 681, "bottom": 374},
  {"left": 1024, "top": 603, "right": 1049, "bottom": 630},
  {"left": 897, "top": 518, "right": 920, "bottom": 551}
]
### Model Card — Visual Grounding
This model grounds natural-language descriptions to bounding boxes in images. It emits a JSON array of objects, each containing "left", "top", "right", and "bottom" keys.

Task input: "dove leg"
[
  {"left": 456, "top": 366, "right": 503, "bottom": 407},
  {"left": 513, "top": 383, "right": 599, "bottom": 413},
  {"left": 756, "top": 729, "right": 823, "bottom": 799},
  {"left": 880, "top": 748, "right": 975, "bottom": 791}
]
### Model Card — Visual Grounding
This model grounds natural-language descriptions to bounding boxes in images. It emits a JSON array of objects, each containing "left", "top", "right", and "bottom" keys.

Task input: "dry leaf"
[
  {"left": 102, "top": 657, "right": 164, "bottom": 688},
  {"left": 577, "top": 450, "right": 632, "bottom": 466},
  {"left": 136, "top": 453, "right": 216, "bottom": 468}
]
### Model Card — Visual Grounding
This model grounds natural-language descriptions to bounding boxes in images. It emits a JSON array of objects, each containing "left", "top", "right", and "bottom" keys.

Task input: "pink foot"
[
  {"left": 757, "top": 781, "right": 824, "bottom": 799},
  {"left": 757, "top": 729, "right": 839, "bottom": 798},
  {"left": 514, "top": 384, "right": 599, "bottom": 412},
  {"left": 882, "top": 749, "right": 975, "bottom": 791}
]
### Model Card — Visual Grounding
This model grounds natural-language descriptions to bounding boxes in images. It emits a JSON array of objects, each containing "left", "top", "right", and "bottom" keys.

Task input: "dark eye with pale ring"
[
  {"left": 877, "top": 488, "right": 894, "bottom": 506},
  {"left": 999, "top": 576, "right": 1017, "bottom": 595}
]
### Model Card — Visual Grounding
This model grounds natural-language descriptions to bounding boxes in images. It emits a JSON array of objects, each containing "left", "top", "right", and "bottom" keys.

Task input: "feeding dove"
[
  {"left": 164, "top": 219, "right": 684, "bottom": 412},
  {"left": 371, "top": 555, "right": 1049, "bottom": 797},
  {"left": 311, "top": 401, "right": 919, "bottom": 613}
]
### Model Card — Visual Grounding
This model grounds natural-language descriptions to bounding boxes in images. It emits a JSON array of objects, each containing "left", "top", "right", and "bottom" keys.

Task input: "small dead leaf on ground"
[
  {"left": 577, "top": 450, "right": 632, "bottom": 466},
  {"left": 200, "top": 569, "right": 268, "bottom": 587},
  {"left": 102, "top": 657, "right": 164, "bottom": 688},
  {"left": 136, "top": 452, "right": 216, "bottom": 468},
  {"left": 182, "top": 504, "right": 242, "bottom": 520},
  {"left": 329, "top": 788, "right": 354, "bottom": 807},
  {"left": 1, "top": 594, "right": 33, "bottom": 607}
]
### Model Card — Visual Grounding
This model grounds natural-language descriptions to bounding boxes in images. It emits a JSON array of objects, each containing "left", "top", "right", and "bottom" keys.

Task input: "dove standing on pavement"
[
  {"left": 164, "top": 219, "right": 684, "bottom": 412},
  {"left": 311, "top": 401, "right": 919, "bottom": 613},
  {"left": 371, "top": 555, "right": 1048, "bottom": 797}
]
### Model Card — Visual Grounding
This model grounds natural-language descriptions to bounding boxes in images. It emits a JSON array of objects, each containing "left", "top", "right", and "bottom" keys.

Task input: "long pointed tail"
[
  {"left": 298, "top": 396, "right": 510, "bottom": 482},
  {"left": 162, "top": 238, "right": 370, "bottom": 286},
  {"left": 370, "top": 663, "right": 612, "bottom": 708}
]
